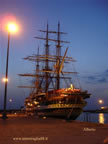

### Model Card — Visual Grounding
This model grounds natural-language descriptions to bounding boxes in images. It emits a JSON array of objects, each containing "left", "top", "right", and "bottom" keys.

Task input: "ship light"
[
  {"left": 63, "top": 94, "right": 68, "bottom": 97},
  {"left": 43, "top": 116, "right": 46, "bottom": 119},
  {"left": 34, "top": 101, "right": 39, "bottom": 105},
  {"left": 27, "top": 103, "right": 33, "bottom": 106},
  {"left": 59, "top": 101, "right": 62, "bottom": 104},
  {"left": 27, "top": 103, "right": 30, "bottom": 106},
  {"left": 70, "top": 84, "right": 74, "bottom": 90},
  {"left": 37, "top": 105, "right": 40, "bottom": 108}
]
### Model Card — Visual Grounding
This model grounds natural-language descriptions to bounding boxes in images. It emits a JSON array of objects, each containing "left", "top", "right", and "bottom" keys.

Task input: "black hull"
[{"left": 36, "top": 107, "right": 83, "bottom": 120}]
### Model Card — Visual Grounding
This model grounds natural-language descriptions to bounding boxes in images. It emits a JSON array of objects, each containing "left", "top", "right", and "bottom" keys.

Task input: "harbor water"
[{"left": 77, "top": 112, "right": 108, "bottom": 124}]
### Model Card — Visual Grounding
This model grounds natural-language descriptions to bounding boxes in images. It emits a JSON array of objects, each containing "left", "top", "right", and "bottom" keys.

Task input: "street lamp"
[
  {"left": 2, "top": 22, "right": 18, "bottom": 119},
  {"left": 98, "top": 99, "right": 104, "bottom": 105},
  {"left": 2, "top": 77, "right": 9, "bottom": 83},
  {"left": 9, "top": 98, "right": 12, "bottom": 103}
]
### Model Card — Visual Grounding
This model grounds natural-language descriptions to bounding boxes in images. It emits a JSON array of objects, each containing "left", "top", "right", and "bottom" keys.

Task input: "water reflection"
[{"left": 98, "top": 113, "right": 104, "bottom": 124}]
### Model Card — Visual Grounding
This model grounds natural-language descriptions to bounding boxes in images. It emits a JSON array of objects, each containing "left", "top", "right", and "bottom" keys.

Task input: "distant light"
[
  {"left": 7, "top": 23, "right": 18, "bottom": 33},
  {"left": 99, "top": 113, "right": 104, "bottom": 124},
  {"left": 43, "top": 116, "right": 46, "bottom": 119},
  {"left": 98, "top": 99, "right": 103, "bottom": 104},
  {"left": 101, "top": 107, "right": 104, "bottom": 109},
  {"left": 9, "top": 98, "right": 12, "bottom": 102},
  {"left": 2, "top": 77, "right": 8, "bottom": 83}
]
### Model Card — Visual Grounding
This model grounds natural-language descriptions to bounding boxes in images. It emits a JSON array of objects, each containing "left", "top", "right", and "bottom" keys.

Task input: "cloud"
[
  {"left": 98, "top": 77, "right": 107, "bottom": 83},
  {"left": 82, "top": 69, "right": 108, "bottom": 84},
  {"left": 104, "top": 70, "right": 108, "bottom": 77},
  {"left": 87, "top": 76, "right": 96, "bottom": 81}
]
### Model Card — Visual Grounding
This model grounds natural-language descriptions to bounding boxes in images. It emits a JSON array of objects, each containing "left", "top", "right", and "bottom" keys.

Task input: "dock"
[{"left": 0, "top": 115, "right": 108, "bottom": 144}]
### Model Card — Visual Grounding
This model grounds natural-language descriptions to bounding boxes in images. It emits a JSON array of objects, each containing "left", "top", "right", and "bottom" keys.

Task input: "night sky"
[{"left": 0, "top": 0, "right": 108, "bottom": 109}]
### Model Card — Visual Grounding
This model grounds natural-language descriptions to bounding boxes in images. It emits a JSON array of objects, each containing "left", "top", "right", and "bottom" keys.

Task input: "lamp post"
[{"left": 2, "top": 23, "right": 18, "bottom": 119}]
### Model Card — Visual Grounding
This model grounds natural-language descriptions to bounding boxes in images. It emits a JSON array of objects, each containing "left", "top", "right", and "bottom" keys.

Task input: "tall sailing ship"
[{"left": 19, "top": 23, "right": 90, "bottom": 120}]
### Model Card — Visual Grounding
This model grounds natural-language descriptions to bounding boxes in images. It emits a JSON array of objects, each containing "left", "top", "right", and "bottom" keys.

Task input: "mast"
[
  {"left": 56, "top": 22, "right": 61, "bottom": 89},
  {"left": 18, "top": 24, "right": 77, "bottom": 92},
  {"left": 35, "top": 47, "right": 40, "bottom": 93},
  {"left": 45, "top": 23, "right": 49, "bottom": 92}
]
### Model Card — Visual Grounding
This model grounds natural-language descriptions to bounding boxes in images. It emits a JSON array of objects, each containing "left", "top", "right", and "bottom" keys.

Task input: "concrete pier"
[{"left": 0, "top": 115, "right": 108, "bottom": 144}]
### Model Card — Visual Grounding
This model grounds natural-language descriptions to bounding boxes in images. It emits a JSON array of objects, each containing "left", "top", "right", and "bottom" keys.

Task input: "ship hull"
[
  {"left": 35, "top": 105, "right": 84, "bottom": 120},
  {"left": 25, "top": 90, "right": 87, "bottom": 120}
]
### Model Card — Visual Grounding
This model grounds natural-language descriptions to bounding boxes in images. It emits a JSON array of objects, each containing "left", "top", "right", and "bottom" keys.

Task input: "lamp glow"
[
  {"left": 9, "top": 98, "right": 12, "bottom": 102},
  {"left": 7, "top": 23, "right": 18, "bottom": 33},
  {"left": 2, "top": 78, "right": 8, "bottom": 83},
  {"left": 98, "top": 99, "right": 103, "bottom": 104}
]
